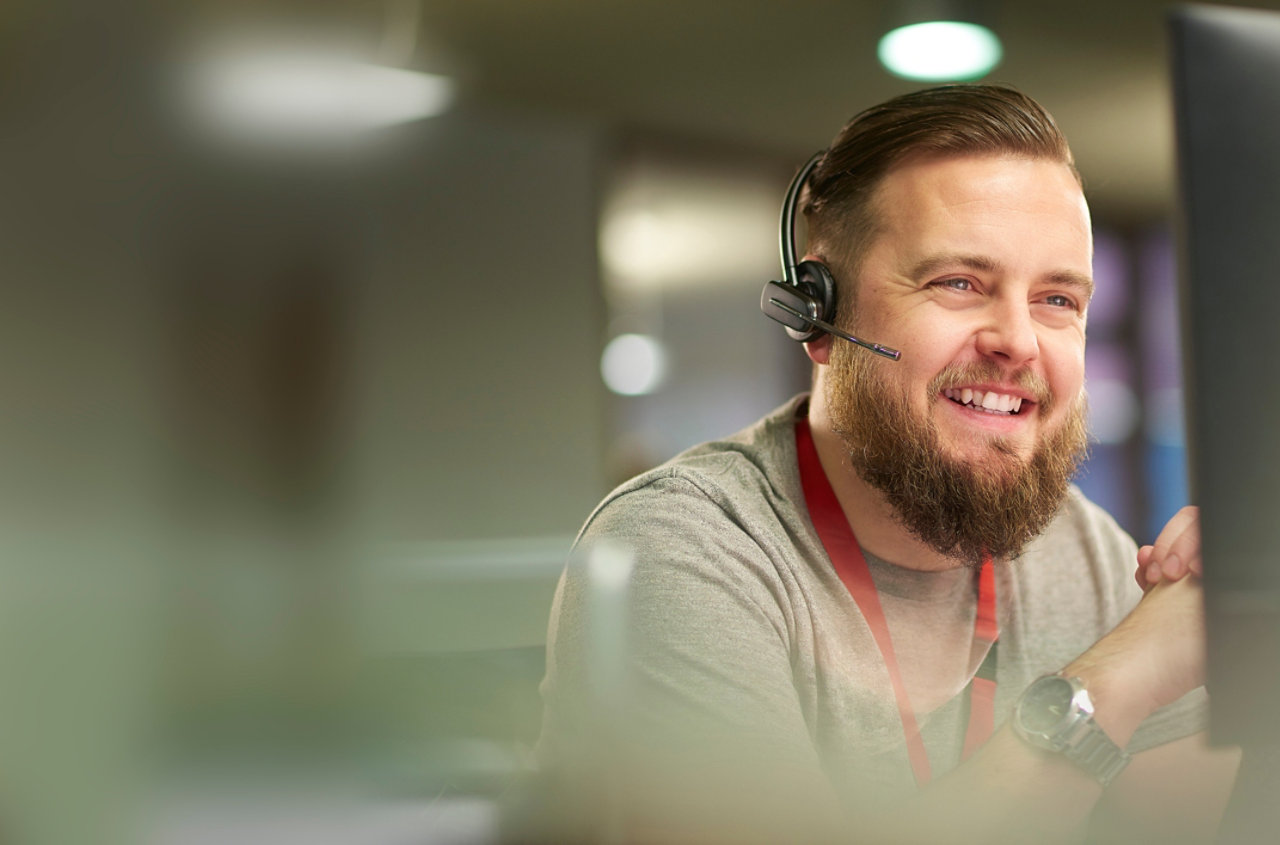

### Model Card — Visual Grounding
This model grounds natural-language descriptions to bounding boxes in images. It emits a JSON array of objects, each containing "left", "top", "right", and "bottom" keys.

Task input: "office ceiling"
[
  {"left": 411, "top": 0, "right": 1280, "bottom": 222},
  {"left": 15, "top": 1, "right": 1270, "bottom": 223}
]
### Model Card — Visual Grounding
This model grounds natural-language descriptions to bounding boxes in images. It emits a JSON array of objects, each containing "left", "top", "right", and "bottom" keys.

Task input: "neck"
[{"left": 807, "top": 389, "right": 966, "bottom": 573}]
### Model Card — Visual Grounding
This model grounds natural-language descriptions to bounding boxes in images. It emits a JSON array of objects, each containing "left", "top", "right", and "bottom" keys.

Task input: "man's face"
[{"left": 822, "top": 153, "right": 1094, "bottom": 564}]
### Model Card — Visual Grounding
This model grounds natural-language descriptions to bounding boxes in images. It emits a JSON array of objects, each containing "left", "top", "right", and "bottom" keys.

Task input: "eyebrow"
[{"left": 908, "top": 253, "right": 1096, "bottom": 302}]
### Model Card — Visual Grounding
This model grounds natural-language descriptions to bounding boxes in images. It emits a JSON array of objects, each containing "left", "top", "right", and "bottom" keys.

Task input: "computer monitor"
[{"left": 1171, "top": 3, "right": 1280, "bottom": 747}]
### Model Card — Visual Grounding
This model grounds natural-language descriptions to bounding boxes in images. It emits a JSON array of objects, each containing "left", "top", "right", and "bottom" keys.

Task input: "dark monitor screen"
[{"left": 1171, "top": 3, "right": 1280, "bottom": 747}]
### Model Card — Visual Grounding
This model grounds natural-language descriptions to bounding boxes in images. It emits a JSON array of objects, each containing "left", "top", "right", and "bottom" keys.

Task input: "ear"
[
  {"left": 804, "top": 334, "right": 833, "bottom": 365},
  {"left": 799, "top": 252, "right": 834, "bottom": 365}
]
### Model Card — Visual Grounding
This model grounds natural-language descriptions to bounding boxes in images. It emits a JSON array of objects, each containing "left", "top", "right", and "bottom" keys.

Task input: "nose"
[{"left": 975, "top": 300, "right": 1039, "bottom": 367}]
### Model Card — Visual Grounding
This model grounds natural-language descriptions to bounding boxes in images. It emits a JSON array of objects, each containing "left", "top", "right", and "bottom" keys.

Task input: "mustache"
[{"left": 927, "top": 362, "right": 1054, "bottom": 411}]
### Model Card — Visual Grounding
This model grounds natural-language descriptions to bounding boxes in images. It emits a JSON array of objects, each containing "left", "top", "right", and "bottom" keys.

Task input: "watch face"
[{"left": 1020, "top": 676, "right": 1074, "bottom": 734}]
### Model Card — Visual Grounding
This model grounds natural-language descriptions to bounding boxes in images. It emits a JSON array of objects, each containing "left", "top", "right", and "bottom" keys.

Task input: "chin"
[
  {"left": 946, "top": 439, "right": 1033, "bottom": 477},
  {"left": 943, "top": 431, "right": 1030, "bottom": 460}
]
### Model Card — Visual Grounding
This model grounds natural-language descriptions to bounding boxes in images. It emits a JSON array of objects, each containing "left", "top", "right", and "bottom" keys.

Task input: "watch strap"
[{"left": 1060, "top": 715, "right": 1132, "bottom": 787}]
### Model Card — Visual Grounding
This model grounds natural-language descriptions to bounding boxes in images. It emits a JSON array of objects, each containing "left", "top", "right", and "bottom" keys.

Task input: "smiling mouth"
[{"left": 943, "top": 388, "right": 1028, "bottom": 416}]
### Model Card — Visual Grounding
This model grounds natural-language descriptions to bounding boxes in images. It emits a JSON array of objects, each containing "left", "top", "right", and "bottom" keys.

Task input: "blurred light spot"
[
  {"left": 602, "top": 211, "right": 670, "bottom": 278},
  {"left": 1089, "top": 229, "right": 1131, "bottom": 329},
  {"left": 1088, "top": 378, "right": 1140, "bottom": 444},
  {"left": 601, "top": 334, "right": 667, "bottom": 396},
  {"left": 878, "top": 22, "right": 1002, "bottom": 81},
  {"left": 1145, "top": 387, "right": 1186, "bottom": 446},
  {"left": 183, "top": 47, "right": 453, "bottom": 143},
  {"left": 586, "top": 541, "right": 635, "bottom": 593},
  {"left": 600, "top": 170, "right": 776, "bottom": 292}
]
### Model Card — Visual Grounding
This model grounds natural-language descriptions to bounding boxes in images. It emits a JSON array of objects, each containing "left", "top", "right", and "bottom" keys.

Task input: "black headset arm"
[{"left": 779, "top": 152, "right": 825, "bottom": 284}]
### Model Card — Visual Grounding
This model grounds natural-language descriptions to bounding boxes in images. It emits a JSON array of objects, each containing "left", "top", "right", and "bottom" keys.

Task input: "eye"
[
  {"left": 1043, "top": 293, "right": 1079, "bottom": 311},
  {"left": 931, "top": 277, "right": 973, "bottom": 292}
]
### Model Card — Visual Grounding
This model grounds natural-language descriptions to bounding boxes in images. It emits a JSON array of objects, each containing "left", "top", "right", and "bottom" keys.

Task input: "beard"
[{"left": 824, "top": 337, "right": 1090, "bottom": 568}]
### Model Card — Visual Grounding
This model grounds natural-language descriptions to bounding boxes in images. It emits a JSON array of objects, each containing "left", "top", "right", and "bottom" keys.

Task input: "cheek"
[
  {"left": 907, "top": 362, "right": 947, "bottom": 410},
  {"left": 1046, "top": 346, "right": 1086, "bottom": 404}
]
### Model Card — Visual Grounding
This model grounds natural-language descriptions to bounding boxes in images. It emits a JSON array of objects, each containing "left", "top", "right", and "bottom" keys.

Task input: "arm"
[
  {"left": 897, "top": 505, "right": 1237, "bottom": 844},
  {"left": 888, "top": 573, "right": 1226, "bottom": 845},
  {"left": 841, "top": 503, "right": 1236, "bottom": 843},
  {"left": 1090, "top": 732, "right": 1241, "bottom": 844}
]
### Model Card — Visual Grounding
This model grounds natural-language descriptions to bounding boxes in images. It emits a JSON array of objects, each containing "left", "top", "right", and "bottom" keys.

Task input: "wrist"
[
  {"left": 1061, "top": 635, "right": 1160, "bottom": 748},
  {"left": 1013, "top": 675, "right": 1133, "bottom": 786},
  {"left": 1067, "top": 576, "right": 1206, "bottom": 746}
]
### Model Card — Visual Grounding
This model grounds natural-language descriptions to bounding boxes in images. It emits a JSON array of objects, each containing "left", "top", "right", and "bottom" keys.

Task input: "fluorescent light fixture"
[
  {"left": 349, "top": 62, "right": 454, "bottom": 128},
  {"left": 878, "top": 21, "right": 1002, "bottom": 81},
  {"left": 183, "top": 47, "right": 454, "bottom": 142},
  {"left": 601, "top": 334, "right": 668, "bottom": 396}
]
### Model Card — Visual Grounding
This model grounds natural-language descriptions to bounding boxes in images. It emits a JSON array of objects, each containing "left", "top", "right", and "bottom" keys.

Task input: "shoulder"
[
  {"left": 1037, "top": 484, "right": 1139, "bottom": 566},
  {"left": 1016, "top": 484, "right": 1139, "bottom": 593},
  {"left": 563, "top": 396, "right": 825, "bottom": 640},
  {"left": 578, "top": 396, "right": 808, "bottom": 556}
]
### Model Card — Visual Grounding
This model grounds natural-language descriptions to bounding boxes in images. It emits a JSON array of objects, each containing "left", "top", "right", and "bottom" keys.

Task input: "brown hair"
[{"left": 802, "top": 85, "right": 1078, "bottom": 315}]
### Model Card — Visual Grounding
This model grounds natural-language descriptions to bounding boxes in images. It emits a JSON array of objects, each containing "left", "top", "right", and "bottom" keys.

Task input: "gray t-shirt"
[{"left": 538, "top": 396, "right": 1207, "bottom": 828}]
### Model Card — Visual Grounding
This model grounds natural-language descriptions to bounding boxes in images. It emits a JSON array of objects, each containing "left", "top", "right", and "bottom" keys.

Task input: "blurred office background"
[{"left": 0, "top": 1, "right": 1270, "bottom": 842}]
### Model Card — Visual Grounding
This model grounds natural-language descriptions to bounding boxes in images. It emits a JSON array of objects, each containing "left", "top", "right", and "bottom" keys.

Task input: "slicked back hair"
[{"left": 802, "top": 85, "right": 1079, "bottom": 319}]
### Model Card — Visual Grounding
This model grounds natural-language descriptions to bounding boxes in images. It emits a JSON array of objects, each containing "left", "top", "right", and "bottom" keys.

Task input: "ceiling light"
[
  {"left": 181, "top": 46, "right": 454, "bottom": 143},
  {"left": 878, "top": 21, "right": 1002, "bottom": 81}
]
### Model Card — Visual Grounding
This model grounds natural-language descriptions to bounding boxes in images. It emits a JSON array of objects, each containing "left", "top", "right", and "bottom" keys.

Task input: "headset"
[{"left": 760, "top": 152, "right": 901, "bottom": 361}]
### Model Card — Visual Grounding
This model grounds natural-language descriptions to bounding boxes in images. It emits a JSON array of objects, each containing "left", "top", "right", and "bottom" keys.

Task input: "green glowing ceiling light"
[{"left": 878, "top": 21, "right": 1003, "bottom": 82}]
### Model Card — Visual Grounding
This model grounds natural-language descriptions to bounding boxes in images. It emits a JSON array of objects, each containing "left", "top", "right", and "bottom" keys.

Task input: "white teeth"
[{"left": 945, "top": 387, "right": 1025, "bottom": 415}]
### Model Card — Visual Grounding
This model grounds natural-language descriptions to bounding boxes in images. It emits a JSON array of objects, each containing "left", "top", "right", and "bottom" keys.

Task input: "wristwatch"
[{"left": 1013, "top": 674, "right": 1132, "bottom": 786}]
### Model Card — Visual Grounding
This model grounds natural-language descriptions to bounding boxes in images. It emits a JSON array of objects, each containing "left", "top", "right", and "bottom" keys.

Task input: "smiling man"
[{"left": 536, "top": 86, "right": 1240, "bottom": 844}]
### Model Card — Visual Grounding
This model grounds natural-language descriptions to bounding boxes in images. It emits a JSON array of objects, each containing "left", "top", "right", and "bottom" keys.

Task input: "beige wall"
[{"left": 342, "top": 109, "right": 608, "bottom": 545}]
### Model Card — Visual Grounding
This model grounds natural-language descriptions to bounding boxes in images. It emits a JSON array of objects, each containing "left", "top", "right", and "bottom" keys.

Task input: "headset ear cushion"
[{"left": 796, "top": 260, "right": 838, "bottom": 326}]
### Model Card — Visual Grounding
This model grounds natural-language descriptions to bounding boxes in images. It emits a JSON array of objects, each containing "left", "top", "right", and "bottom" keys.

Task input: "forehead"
[{"left": 869, "top": 153, "right": 1092, "bottom": 255}]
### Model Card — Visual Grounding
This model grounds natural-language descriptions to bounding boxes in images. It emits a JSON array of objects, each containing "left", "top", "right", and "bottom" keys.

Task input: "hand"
[{"left": 1134, "top": 505, "right": 1202, "bottom": 593}]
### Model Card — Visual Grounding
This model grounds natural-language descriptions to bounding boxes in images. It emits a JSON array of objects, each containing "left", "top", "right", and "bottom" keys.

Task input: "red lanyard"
[{"left": 795, "top": 414, "right": 998, "bottom": 786}]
